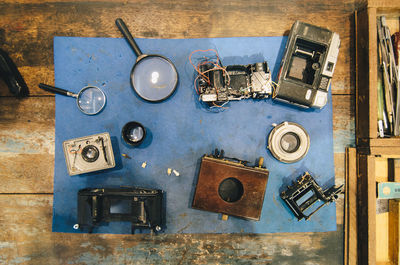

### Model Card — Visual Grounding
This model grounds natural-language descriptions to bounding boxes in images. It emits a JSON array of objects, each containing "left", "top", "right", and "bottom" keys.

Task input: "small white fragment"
[
  {"left": 141, "top": 161, "right": 147, "bottom": 168},
  {"left": 167, "top": 168, "right": 172, "bottom": 175},
  {"left": 173, "top": 169, "right": 180, "bottom": 176}
]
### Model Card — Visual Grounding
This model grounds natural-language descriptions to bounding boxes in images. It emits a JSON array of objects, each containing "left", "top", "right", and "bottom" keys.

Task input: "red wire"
[
  {"left": 190, "top": 49, "right": 229, "bottom": 102},
  {"left": 189, "top": 49, "right": 222, "bottom": 84}
]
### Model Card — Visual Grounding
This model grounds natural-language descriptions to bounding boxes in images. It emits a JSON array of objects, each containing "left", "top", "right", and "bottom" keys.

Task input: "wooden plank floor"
[{"left": 0, "top": 0, "right": 361, "bottom": 264}]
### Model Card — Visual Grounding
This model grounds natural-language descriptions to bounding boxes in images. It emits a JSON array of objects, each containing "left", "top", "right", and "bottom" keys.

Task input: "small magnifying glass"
[
  {"left": 39, "top": 83, "right": 106, "bottom": 115},
  {"left": 115, "top": 18, "right": 178, "bottom": 102}
]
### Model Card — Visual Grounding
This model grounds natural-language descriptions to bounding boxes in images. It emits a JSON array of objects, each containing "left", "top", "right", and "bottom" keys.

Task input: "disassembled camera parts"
[
  {"left": 280, "top": 172, "right": 343, "bottom": 220},
  {"left": 74, "top": 187, "right": 163, "bottom": 233},
  {"left": 192, "top": 148, "right": 269, "bottom": 221},
  {"left": 63, "top": 132, "right": 116, "bottom": 175},
  {"left": 190, "top": 49, "right": 273, "bottom": 108},
  {"left": 268, "top": 121, "right": 310, "bottom": 163},
  {"left": 274, "top": 21, "right": 340, "bottom": 108}
]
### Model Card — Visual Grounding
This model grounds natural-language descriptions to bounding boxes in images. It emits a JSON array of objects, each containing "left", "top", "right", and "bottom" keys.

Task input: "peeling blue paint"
[
  {"left": 0, "top": 138, "right": 33, "bottom": 154},
  {"left": 334, "top": 126, "right": 355, "bottom": 153},
  {"left": 74, "top": 252, "right": 117, "bottom": 265},
  {"left": 8, "top": 256, "right": 31, "bottom": 265}
]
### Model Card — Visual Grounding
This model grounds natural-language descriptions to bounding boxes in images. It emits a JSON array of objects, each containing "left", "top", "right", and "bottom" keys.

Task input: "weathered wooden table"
[{"left": 0, "top": 1, "right": 359, "bottom": 264}]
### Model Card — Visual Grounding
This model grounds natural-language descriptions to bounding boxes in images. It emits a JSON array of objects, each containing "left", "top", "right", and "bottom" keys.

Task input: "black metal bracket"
[
  {"left": 76, "top": 187, "right": 164, "bottom": 233},
  {"left": 280, "top": 172, "right": 343, "bottom": 220}
]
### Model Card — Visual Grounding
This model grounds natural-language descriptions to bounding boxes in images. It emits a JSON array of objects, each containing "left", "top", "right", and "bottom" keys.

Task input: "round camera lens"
[
  {"left": 128, "top": 126, "right": 144, "bottom": 142},
  {"left": 81, "top": 145, "right": 100, "bottom": 163},
  {"left": 268, "top": 122, "right": 310, "bottom": 163},
  {"left": 280, "top": 132, "right": 300, "bottom": 153},
  {"left": 122, "top": 121, "right": 147, "bottom": 147}
]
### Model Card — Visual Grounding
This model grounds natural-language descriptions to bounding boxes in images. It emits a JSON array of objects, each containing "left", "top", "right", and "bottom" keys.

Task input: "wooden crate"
[
  {"left": 356, "top": 0, "right": 400, "bottom": 152},
  {"left": 357, "top": 154, "right": 400, "bottom": 265},
  {"left": 345, "top": 148, "right": 358, "bottom": 265}
]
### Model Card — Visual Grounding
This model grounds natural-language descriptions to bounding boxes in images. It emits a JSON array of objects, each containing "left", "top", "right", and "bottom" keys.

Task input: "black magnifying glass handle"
[
  {"left": 39, "top": 83, "right": 77, "bottom": 98},
  {"left": 115, "top": 18, "right": 143, "bottom": 57}
]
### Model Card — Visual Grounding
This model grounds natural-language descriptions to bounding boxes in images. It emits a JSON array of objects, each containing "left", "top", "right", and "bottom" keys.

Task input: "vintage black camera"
[
  {"left": 197, "top": 61, "right": 272, "bottom": 105},
  {"left": 75, "top": 187, "right": 164, "bottom": 233},
  {"left": 274, "top": 21, "right": 340, "bottom": 108}
]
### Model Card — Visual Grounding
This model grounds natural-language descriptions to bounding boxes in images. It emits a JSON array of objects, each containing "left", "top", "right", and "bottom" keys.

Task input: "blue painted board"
[{"left": 52, "top": 36, "right": 337, "bottom": 234}]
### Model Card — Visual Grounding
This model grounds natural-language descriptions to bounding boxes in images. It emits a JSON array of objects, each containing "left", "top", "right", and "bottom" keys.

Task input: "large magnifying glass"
[
  {"left": 115, "top": 18, "right": 178, "bottom": 102},
  {"left": 39, "top": 83, "right": 106, "bottom": 115}
]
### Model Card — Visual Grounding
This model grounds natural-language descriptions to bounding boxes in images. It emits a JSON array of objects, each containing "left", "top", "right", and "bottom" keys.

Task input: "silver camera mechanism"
[{"left": 190, "top": 49, "right": 273, "bottom": 110}]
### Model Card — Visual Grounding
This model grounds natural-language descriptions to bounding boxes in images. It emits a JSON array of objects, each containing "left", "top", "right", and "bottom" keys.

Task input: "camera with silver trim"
[
  {"left": 197, "top": 61, "right": 273, "bottom": 105},
  {"left": 274, "top": 21, "right": 340, "bottom": 108},
  {"left": 62, "top": 132, "right": 116, "bottom": 176}
]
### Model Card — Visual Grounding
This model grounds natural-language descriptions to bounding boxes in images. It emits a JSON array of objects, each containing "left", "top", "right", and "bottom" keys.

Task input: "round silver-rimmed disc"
[
  {"left": 77, "top": 86, "right": 106, "bottom": 115},
  {"left": 268, "top": 121, "right": 310, "bottom": 163},
  {"left": 131, "top": 55, "right": 178, "bottom": 102}
]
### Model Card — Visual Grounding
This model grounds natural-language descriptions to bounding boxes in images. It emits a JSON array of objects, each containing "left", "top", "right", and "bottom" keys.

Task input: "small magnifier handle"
[
  {"left": 39, "top": 83, "right": 76, "bottom": 97},
  {"left": 115, "top": 18, "right": 143, "bottom": 57}
]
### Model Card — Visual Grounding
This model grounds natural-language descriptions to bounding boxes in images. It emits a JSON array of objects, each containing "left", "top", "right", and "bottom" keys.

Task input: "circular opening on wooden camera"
[{"left": 218, "top": 177, "right": 244, "bottom": 203}]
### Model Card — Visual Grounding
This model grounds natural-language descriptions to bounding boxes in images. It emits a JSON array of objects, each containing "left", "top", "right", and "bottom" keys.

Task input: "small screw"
[
  {"left": 122, "top": 153, "right": 131, "bottom": 159},
  {"left": 155, "top": 226, "right": 161, "bottom": 231},
  {"left": 73, "top": 224, "right": 79, "bottom": 230}
]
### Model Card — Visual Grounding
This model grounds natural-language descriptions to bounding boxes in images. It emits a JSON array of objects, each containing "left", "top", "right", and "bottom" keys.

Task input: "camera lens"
[
  {"left": 280, "top": 132, "right": 300, "bottom": 153},
  {"left": 122, "top": 121, "right": 146, "bottom": 147},
  {"left": 127, "top": 126, "right": 144, "bottom": 143},
  {"left": 81, "top": 145, "right": 100, "bottom": 163},
  {"left": 268, "top": 121, "right": 310, "bottom": 163}
]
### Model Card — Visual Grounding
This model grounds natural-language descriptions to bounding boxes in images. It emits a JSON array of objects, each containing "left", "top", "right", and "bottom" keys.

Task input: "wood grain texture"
[
  {"left": 369, "top": 0, "right": 400, "bottom": 8},
  {"left": 0, "top": 0, "right": 363, "bottom": 96},
  {"left": 389, "top": 200, "right": 400, "bottom": 265},
  {"left": 356, "top": 7, "right": 371, "bottom": 143},
  {"left": 357, "top": 154, "right": 377, "bottom": 265},
  {"left": 0, "top": 0, "right": 358, "bottom": 264},
  {"left": 0, "top": 194, "right": 344, "bottom": 265},
  {"left": 0, "top": 97, "right": 54, "bottom": 193},
  {"left": 344, "top": 147, "right": 357, "bottom": 265}
]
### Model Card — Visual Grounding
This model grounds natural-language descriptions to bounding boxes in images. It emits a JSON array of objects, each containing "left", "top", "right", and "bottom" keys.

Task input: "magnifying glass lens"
[
  {"left": 132, "top": 56, "right": 177, "bottom": 101},
  {"left": 77, "top": 86, "right": 106, "bottom": 115}
]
